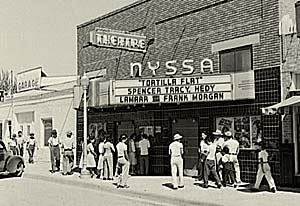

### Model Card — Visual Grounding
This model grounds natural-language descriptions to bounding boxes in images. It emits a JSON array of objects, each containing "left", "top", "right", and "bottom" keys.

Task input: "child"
[
  {"left": 252, "top": 142, "right": 276, "bottom": 193},
  {"left": 27, "top": 133, "right": 38, "bottom": 164},
  {"left": 8, "top": 134, "right": 18, "bottom": 155},
  {"left": 79, "top": 138, "right": 97, "bottom": 177},
  {"left": 221, "top": 146, "right": 237, "bottom": 187}
]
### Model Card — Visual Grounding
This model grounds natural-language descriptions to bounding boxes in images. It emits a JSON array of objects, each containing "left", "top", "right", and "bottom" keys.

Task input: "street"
[{"left": 0, "top": 177, "right": 181, "bottom": 206}]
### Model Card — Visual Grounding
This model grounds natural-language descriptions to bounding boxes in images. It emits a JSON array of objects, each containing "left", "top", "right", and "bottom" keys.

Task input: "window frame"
[{"left": 219, "top": 45, "right": 253, "bottom": 73}]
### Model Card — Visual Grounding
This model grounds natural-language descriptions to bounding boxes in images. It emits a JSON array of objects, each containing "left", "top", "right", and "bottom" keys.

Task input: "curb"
[{"left": 23, "top": 172, "right": 220, "bottom": 206}]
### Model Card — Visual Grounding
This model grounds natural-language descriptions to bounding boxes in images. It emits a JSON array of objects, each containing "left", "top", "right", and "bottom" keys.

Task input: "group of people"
[
  {"left": 7, "top": 131, "right": 38, "bottom": 164},
  {"left": 169, "top": 130, "right": 277, "bottom": 193}
]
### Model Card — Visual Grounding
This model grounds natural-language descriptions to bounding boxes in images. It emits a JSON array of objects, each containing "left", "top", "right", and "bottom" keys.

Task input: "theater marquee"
[{"left": 111, "top": 71, "right": 255, "bottom": 105}]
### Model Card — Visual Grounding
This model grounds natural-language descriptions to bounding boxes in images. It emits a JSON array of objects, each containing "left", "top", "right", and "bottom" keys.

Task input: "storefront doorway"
[
  {"left": 172, "top": 119, "right": 198, "bottom": 174},
  {"left": 43, "top": 119, "right": 52, "bottom": 146}
]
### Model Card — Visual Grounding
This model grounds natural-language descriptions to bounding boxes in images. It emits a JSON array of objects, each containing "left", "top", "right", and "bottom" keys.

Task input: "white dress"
[{"left": 79, "top": 143, "right": 96, "bottom": 168}]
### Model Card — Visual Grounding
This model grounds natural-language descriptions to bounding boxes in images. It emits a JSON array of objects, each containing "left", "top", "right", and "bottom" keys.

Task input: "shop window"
[
  {"left": 220, "top": 46, "right": 252, "bottom": 73},
  {"left": 216, "top": 116, "right": 261, "bottom": 149}
]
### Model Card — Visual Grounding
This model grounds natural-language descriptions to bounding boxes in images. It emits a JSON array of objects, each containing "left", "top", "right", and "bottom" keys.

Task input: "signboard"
[
  {"left": 17, "top": 67, "right": 44, "bottom": 92},
  {"left": 111, "top": 71, "right": 255, "bottom": 105},
  {"left": 113, "top": 75, "right": 233, "bottom": 104},
  {"left": 88, "top": 28, "right": 146, "bottom": 53}
]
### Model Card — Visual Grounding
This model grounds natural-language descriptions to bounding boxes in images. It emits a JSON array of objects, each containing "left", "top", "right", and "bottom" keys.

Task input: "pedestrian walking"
[
  {"left": 96, "top": 137, "right": 105, "bottom": 179},
  {"left": 223, "top": 131, "right": 241, "bottom": 184},
  {"left": 61, "top": 130, "right": 75, "bottom": 176},
  {"left": 138, "top": 134, "right": 150, "bottom": 175},
  {"left": 251, "top": 142, "right": 276, "bottom": 193},
  {"left": 16, "top": 131, "right": 25, "bottom": 157},
  {"left": 197, "top": 131, "right": 208, "bottom": 181},
  {"left": 103, "top": 135, "right": 115, "bottom": 180},
  {"left": 115, "top": 134, "right": 130, "bottom": 188},
  {"left": 8, "top": 134, "right": 18, "bottom": 155},
  {"left": 26, "top": 133, "right": 38, "bottom": 164},
  {"left": 203, "top": 135, "right": 222, "bottom": 189},
  {"left": 169, "top": 133, "right": 184, "bottom": 190},
  {"left": 48, "top": 129, "right": 61, "bottom": 173},
  {"left": 221, "top": 146, "right": 237, "bottom": 187},
  {"left": 128, "top": 133, "right": 137, "bottom": 175}
]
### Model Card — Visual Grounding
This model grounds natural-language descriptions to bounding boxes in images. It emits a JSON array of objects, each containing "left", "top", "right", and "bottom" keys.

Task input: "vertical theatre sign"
[{"left": 88, "top": 28, "right": 146, "bottom": 53}]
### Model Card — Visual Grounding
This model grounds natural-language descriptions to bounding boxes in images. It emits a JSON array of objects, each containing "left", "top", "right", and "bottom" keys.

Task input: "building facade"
[
  {"left": 0, "top": 67, "right": 78, "bottom": 161},
  {"left": 77, "top": 0, "right": 300, "bottom": 186}
]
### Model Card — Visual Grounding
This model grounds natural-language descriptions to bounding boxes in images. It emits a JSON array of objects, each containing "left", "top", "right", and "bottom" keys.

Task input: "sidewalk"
[{"left": 23, "top": 161, "right": 300, "bottom": 206}]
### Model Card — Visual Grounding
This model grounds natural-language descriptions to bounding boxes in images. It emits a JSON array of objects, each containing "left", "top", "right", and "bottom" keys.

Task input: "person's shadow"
[{"left": 162, "top": 182, "right": 177, "bottom": 190}]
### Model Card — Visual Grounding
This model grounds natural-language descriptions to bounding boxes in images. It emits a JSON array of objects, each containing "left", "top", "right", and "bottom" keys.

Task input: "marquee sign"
[
  {"left": 112, "top": 71, "right": 255, "bottom": 105},
  {"left": 88, "top": 28, "right": 146, "bottom": 53}
]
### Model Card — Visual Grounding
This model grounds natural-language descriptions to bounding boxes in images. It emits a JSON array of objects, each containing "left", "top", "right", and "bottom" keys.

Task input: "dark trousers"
[
  {"left": 50, "top": 146, "right": 60, "bottom": 171},
  {"left": 222, "top": 162, "right": 236, "bottom": 185},
  {"left": 10, "top": 146, "right": 18, "bottom": 155},
  {"left": 28, "top": 145, "right": 35, "bottom": 163},
  {"left": 197, "top": 159, "right": 206, "bottom": 179},
  {"left": 18, "top": 145, "right": 24, "bottom": 157},
  {"left": 204, "top": 159, "right": 221, "bottom": 186},
  {"left": 139, "top": 155, "right": 149, "bottom": 175}
]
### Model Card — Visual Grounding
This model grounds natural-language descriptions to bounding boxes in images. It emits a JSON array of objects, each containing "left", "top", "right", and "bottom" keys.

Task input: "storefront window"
[{"left": 216, "top": 116, "right": 261, "bottom": 149}]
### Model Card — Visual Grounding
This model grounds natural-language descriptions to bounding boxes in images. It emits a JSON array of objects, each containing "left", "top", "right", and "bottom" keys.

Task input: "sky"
[{"left": 0, "top": 0, "right": 138, "bottom": 76}]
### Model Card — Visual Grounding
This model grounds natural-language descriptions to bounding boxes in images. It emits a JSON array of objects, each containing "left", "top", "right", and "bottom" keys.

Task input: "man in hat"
[
  {"left": 48, "top": 129, "right": 61, "bottom": 173},
  {"left": 169, "top": 133, "right": 184, "bottom": 189},
  {"left": 61, "top": 130, "right": 75, "bottom": 175},
  {"left": 115, "top": 134, "right": 130, "bottom": 188},
  {"left": 223, "top": 131, "right": 241, "bottom": 183},
  {"left": 27, "top": 133, "right": 38, "bottom": 164},
  {"left": 213, "top": 129, "right": 225, "bottom": 180}
]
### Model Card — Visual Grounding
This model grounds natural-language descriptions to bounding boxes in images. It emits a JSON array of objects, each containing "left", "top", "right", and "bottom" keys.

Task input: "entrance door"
[
  {"left": 43, "top": 119, "right": 53, "bottom": 146},
  {"left": 172, "top": 119, "right": 198, "bottom": 172}
]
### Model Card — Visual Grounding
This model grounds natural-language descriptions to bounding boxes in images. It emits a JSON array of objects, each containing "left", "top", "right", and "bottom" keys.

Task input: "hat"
[
  {"left": 120, "top": 134, "right": 128, "bottom": 140},
  {"left": 213, "top": 129, "right": 223, "bottom": 136},
  {"left": 225, "top": 131, "right": 232, "bottom": 137},
  {"left": 173, "top": 133, "right": 183, "bottom": 140},
  {"left": 66, "top": 130, "right": 72, "bottom": 136},
  {"left": 51, "top": 129, "right": 57, "bottom": 135}
]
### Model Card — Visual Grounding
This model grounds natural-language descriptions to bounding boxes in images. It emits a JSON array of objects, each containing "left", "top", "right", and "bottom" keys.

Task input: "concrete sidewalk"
[{"left": 23, "top": 161, "right": 300, "bottom": 206}]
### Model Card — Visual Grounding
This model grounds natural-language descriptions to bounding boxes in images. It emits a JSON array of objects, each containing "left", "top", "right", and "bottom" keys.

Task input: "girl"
[{"left": 79, "top": 138, "right": 97, "bottom": 177}]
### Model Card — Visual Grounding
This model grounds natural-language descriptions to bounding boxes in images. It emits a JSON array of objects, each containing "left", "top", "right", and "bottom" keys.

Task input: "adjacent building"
[{"left": 76, "top": 0, "right": 300, "bottom": 186}]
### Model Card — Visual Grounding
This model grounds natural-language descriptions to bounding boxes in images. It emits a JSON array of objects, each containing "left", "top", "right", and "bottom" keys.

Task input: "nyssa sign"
[{"left": 88, "top": 28, "right": 146, "bottom": 53}]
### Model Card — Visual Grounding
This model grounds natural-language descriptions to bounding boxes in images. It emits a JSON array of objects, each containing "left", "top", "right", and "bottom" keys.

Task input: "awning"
[{"left": 262, "top": 96, "right": 300, "bottom": 115}]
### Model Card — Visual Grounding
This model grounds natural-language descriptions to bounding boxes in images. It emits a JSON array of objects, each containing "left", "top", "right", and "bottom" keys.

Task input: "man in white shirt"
[
  {"left": 62, "top": 130, "right": 75, "bottom": 175},
  {"left": 138, "top": 134, "right": 151, "bottom": 175},
  {"left": 116, "top": 134, "right": 130, "bottom": 188},
  {"left": 17, "top": 131, "right": 25, "bottom": 157},
  {"left": 223, "top": 131, "right": 241, "bottom": 183},
  {"left": 169, "top": 133, "right": 184, "bottom": 189},
  {"left": 48, "top": 129, "right": 61, "bottom": 173}
]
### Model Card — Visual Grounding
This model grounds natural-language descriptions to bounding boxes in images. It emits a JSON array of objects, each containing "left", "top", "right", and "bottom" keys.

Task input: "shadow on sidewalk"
[{"left": 237, "top": 184, "right": 300, "bottom": 194}]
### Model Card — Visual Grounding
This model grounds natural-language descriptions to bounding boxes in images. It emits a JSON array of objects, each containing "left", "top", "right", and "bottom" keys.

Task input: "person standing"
[
  {"left": 223, "top": 131, "right": 241, "bottom": 184},
  {"left": 48, "top": 129, "right": 61, "bottom": 173},
  {"left": 103, "top": 135, "right": 115, "bottom": 180},
  {"left": 197, "top": 131, "right": 208, "bottom": 181},
  {"left": 61, "top": 130, "right": 75, "bottom": 176},
  {"left": 16, "top": 131, "right": 25, "bottom": 157},
  {"left": 128, "top": 133, "right": 137, "bottom": 175},
  {"left": 138, "top": 134, "right": 150, "bottom": 175},
  {"left": 169, "top": 133, "right": 184, "bottom": 190},
  {"left": 115, "top": 134, "right": 130, "bottom": 188},
  {"left": 203, "top": 135, "right": 222, "bottom": 189},
  {"left": 252, "top": 142, "right": 276, "bottom": 193},
  {"left": 213, "top": 129, "right": 225, "bottom": 181},
  {"left": 8, "top": 134, "right": 18, "bottom": 155},
  {"left": 96, "top": 137, "right": 105, "bottom": 179},
  {"left": 26, "top": 133, "right": 38, "bottom": 164},
  {"left": 221, "top": 146, "right": 237, "bottom": 187}
]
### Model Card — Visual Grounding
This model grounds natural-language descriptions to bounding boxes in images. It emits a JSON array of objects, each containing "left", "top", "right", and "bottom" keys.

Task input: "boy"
[
  {"left": 221, "top": 146, "right": 237, "bottom": 187},
  {"left": 252, "top": 142, "right": 276, "bottom": 193}
]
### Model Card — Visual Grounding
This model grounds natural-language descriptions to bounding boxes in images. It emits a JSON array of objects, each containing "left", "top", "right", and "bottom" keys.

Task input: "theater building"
[{"left": 77, "top": 0, "right": 300, "bottom": 186}]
